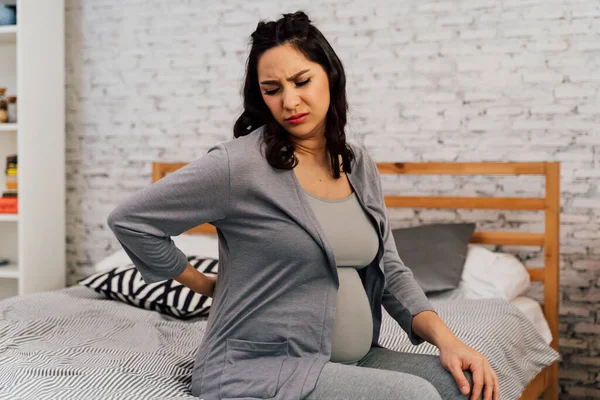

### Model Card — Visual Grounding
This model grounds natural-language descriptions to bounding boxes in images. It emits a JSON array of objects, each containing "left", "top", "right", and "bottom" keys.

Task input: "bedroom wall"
[{"left": 65, "top": 0, "right": 599, "bottom": 397}]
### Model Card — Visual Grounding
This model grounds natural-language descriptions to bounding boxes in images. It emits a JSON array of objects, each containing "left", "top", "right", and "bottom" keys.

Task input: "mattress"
[{"left": 0, "top": 285, "right": 560, "bottom": 400}]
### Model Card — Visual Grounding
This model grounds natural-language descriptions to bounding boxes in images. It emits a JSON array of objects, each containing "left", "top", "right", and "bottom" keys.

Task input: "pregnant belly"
[{"left": 329, "top": 267, "right": 373, "bottom": 364}]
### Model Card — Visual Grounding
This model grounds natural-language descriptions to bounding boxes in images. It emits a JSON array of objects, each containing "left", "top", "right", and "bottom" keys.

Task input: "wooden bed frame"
[{"left": 152, "top": 161, "right": 561, "bottom": 400}]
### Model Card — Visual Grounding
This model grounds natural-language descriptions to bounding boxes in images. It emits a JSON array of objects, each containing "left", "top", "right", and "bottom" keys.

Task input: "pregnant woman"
[{"left": 108, "top": 10, "right": 499, "bottom": 400}]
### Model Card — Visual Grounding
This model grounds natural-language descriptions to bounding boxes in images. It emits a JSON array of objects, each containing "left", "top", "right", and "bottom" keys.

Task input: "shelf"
[
  {"left": 0, "top": 25, "right": 16, "bottom": 43},
  {"left": 0, "top": 264, "right": 18, "bottom": 279},
  {"left": 0, "top": 123, "right": 17, "bottom": 132},
  {"left": 0, "top": 213, "right": 18, "bottom": 222}
]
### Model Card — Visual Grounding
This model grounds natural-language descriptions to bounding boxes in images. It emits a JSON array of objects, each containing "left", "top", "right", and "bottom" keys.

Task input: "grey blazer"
[{"left": 107, "top": 125, "right": 436, "bottom": 400}]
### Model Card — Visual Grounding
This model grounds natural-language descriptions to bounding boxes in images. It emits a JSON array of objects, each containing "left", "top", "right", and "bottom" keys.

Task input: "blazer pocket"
[{"left": 220, "top": 338, "right": 289, "bottom": 399}]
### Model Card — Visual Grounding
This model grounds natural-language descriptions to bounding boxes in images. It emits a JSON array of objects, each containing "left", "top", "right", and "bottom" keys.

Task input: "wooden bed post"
[{"left": 543, "top": 162, "right": 560, "bottom": 400}]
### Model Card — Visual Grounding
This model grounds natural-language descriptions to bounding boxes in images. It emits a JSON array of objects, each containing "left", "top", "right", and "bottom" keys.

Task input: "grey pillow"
[{"left": 391, "top": 223, "right": 476, "bottom": 293}]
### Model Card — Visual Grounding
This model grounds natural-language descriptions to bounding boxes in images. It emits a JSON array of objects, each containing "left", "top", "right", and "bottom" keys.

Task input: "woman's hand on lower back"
[
  {"left": 174, "top": 263, "right": 217, "bottom": 297},
  {"left": 203, "top": 273, "right": 218, "bottom": 297}
]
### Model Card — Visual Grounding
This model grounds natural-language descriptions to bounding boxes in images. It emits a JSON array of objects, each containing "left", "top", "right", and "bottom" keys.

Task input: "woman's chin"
[{"left": 287, "top": 128, "right": 318, "bottom": 139}]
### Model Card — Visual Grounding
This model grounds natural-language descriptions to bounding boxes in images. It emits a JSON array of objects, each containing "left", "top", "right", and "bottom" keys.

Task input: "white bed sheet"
[
  {"left": 1, "top": 285, "right": 560, "bottom": 400},
  {"left": 428, "top": 288, "right": 553, "bottom": 346},
  {"left": 510, "top": 296, "right": 553, "bottom": 345}
]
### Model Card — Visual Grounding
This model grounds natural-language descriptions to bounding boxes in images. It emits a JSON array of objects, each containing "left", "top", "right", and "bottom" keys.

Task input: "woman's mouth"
[{"left": 286, "top": 113, "right": 308, "bottom": 125}]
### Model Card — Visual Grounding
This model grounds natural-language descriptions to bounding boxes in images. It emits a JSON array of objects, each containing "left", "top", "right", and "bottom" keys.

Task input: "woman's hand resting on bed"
[
  {"left": 438, "top": 338, "right": 500, "bottom": 400},
  {"left": 412, "top": 310, "right": 499, "bottom": 400}
]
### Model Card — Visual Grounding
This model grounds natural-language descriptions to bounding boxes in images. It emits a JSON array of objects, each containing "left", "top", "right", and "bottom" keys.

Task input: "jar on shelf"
[
  {"left": 0, "top": 88, "right": 8, "bottom": 123},
  {"left": 0, "top": 5, "right": 16, "bottom": 26},
  {"left": 7, "top": 95, "right": 16, "bottom": 123}
]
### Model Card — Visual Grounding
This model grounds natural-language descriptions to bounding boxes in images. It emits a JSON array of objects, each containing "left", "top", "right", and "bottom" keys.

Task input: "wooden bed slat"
[
  {"left": 185, "top": 224, "right": 217, "bottom": 235},
  {"left": 184, "top": 229, "right": 547, "bottom": 246},
  {"left": 152, "top": 162, "right": 187, "bottom": 183},
  {"left": 385, "top": 196, "right": 546, "bottom": 210},
  {"left": 471, "top": 232, "right": 545, "bottom": 246},
  {"left": 377, "top": 162, "right": 547, "bottom": 175},
  {"left": 528, "top": 268, "right": 545, "bottom": 282}
]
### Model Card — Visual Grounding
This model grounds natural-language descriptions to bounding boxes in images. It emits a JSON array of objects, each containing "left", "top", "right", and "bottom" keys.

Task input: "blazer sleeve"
[
  {"left": 363, "top": 150, "right": 437, "bottom": 345},
  {"left": 107, "top": 143, "right": 230, "bottom": 284}
]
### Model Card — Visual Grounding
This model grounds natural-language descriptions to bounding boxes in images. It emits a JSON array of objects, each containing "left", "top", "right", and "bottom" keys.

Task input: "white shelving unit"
[
  {"left": 0, "top": 264, "right": 18, "bottom": 278},
  {"left": 0, "top": 123, "right": 17, "bottom": 131},
  {"left": 0, "top": 1, "right": 65, "bottom": 299},
  {"left": 0, "top": 213, "right": 18, "bottom": 222},
  {"left": 0, "top": 25, "right": 16, "bottom": 43}
]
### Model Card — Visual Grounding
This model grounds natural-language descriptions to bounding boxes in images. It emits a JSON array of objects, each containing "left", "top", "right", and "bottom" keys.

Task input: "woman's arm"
[
  {"left": 412, "top": 310, "right": 458, "bottom": 348},
  {"left": 107, "top": 143, "right": 231, "bottom": 284},
  {"left": 174, "top": 262, "right": 217, "bottom": 297}
]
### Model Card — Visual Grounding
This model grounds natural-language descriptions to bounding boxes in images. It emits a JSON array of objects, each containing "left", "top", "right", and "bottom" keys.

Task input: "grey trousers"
[{"left": 305, "top": 346, "right": 478, "bottom": 400}]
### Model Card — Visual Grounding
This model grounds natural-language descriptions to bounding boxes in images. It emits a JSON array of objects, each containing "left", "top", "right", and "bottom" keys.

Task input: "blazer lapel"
[
  {"left": 285, "top": 169, "right": 337, "bottom": 275},
  {"left": 346, "top": 168, "right": 384, "bottom": 238}
]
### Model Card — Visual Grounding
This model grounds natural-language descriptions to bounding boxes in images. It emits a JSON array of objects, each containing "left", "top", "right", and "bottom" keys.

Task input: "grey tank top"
[{"left": 303, "top": 188, "right": 379, "bottom": 365}]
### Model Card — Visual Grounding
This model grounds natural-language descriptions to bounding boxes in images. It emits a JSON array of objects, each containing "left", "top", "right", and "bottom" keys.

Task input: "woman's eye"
[{"left": 263, "top": 79, "right": 311, "bottom": 96}]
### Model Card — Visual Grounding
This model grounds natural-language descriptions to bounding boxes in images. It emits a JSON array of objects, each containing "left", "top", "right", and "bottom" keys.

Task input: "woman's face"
[{"left": 257, "top": 43, "right": 330, "bottom": 140}]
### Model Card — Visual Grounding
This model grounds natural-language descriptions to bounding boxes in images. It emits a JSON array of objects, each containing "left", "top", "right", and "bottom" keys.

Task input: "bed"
[{"left": 0, "top": 160, "right": 561, "bottom": 400}]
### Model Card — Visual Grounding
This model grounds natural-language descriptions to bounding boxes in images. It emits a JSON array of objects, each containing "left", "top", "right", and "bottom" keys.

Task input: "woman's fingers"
[
  {"left": 447, "top": 361, "right": 470, "bottom": 395},
  {"left": 491, "top": 365, "right": 500, "bottom": 400},
  {"left": 441, "top": 348, "right": 500, "bottom": 399},
  {"left": 483, "top": 368, "right": 495, "bottom": 400},
  {"left": 469, "top": 360, "right": 484, "bottom": 400}
]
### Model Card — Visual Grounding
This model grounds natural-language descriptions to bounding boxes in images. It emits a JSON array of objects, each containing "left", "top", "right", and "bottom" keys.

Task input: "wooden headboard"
[{"left": 152, "top": 161, "right": 560, "bottom": 353}]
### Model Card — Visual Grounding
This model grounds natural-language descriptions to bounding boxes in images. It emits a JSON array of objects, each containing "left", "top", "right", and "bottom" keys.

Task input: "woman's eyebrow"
[{"left": 260, "top": 69, "right": 310, "bottom": 85}]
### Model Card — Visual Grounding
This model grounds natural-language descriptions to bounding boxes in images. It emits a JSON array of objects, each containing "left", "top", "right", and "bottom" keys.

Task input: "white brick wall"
[{"left": 65, "top": 0, "right": 600, "bottom": 396}]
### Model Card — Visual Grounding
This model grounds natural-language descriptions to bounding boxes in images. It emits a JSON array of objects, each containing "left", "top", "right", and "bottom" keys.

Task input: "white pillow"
[
  {"left": 173, "top": 233, "right": 219, "bottom": 259},
  {"left": 95, "top": 233, "right": 219, "bottom": 272},
  {"left": 457, "top": 244, "right": 531, "bottom": 300}
]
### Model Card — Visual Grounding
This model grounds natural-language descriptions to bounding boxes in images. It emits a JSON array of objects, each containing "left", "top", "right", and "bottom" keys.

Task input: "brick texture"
[{"left": 65, "top": 1, "right": 599, "bottom": 396}]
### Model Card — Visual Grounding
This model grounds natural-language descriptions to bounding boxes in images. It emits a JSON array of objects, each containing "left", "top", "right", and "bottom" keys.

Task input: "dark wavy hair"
[{"left": 233, "top": 10, "right": 354, "bottom": 178}]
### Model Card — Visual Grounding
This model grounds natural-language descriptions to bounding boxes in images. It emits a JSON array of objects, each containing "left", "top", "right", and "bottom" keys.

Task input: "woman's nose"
[{"left": 282, "top": 89, "right": 300, "bottom": 110}]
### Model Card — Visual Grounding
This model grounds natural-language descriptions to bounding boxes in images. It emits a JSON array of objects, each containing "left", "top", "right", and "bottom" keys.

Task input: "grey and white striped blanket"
[{"left": 0, "top": 285, "right": 559, "bottom": 400}]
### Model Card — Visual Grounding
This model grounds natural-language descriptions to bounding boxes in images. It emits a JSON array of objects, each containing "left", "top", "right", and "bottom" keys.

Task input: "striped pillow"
[{"left": 77, "top": 256, "right": 218, "bottom": 320}]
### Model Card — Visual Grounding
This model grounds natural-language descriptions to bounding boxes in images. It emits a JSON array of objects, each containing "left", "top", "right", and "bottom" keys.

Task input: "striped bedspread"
[{"left": 0, "top": 285, "right": 559, "bottom": 400}]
